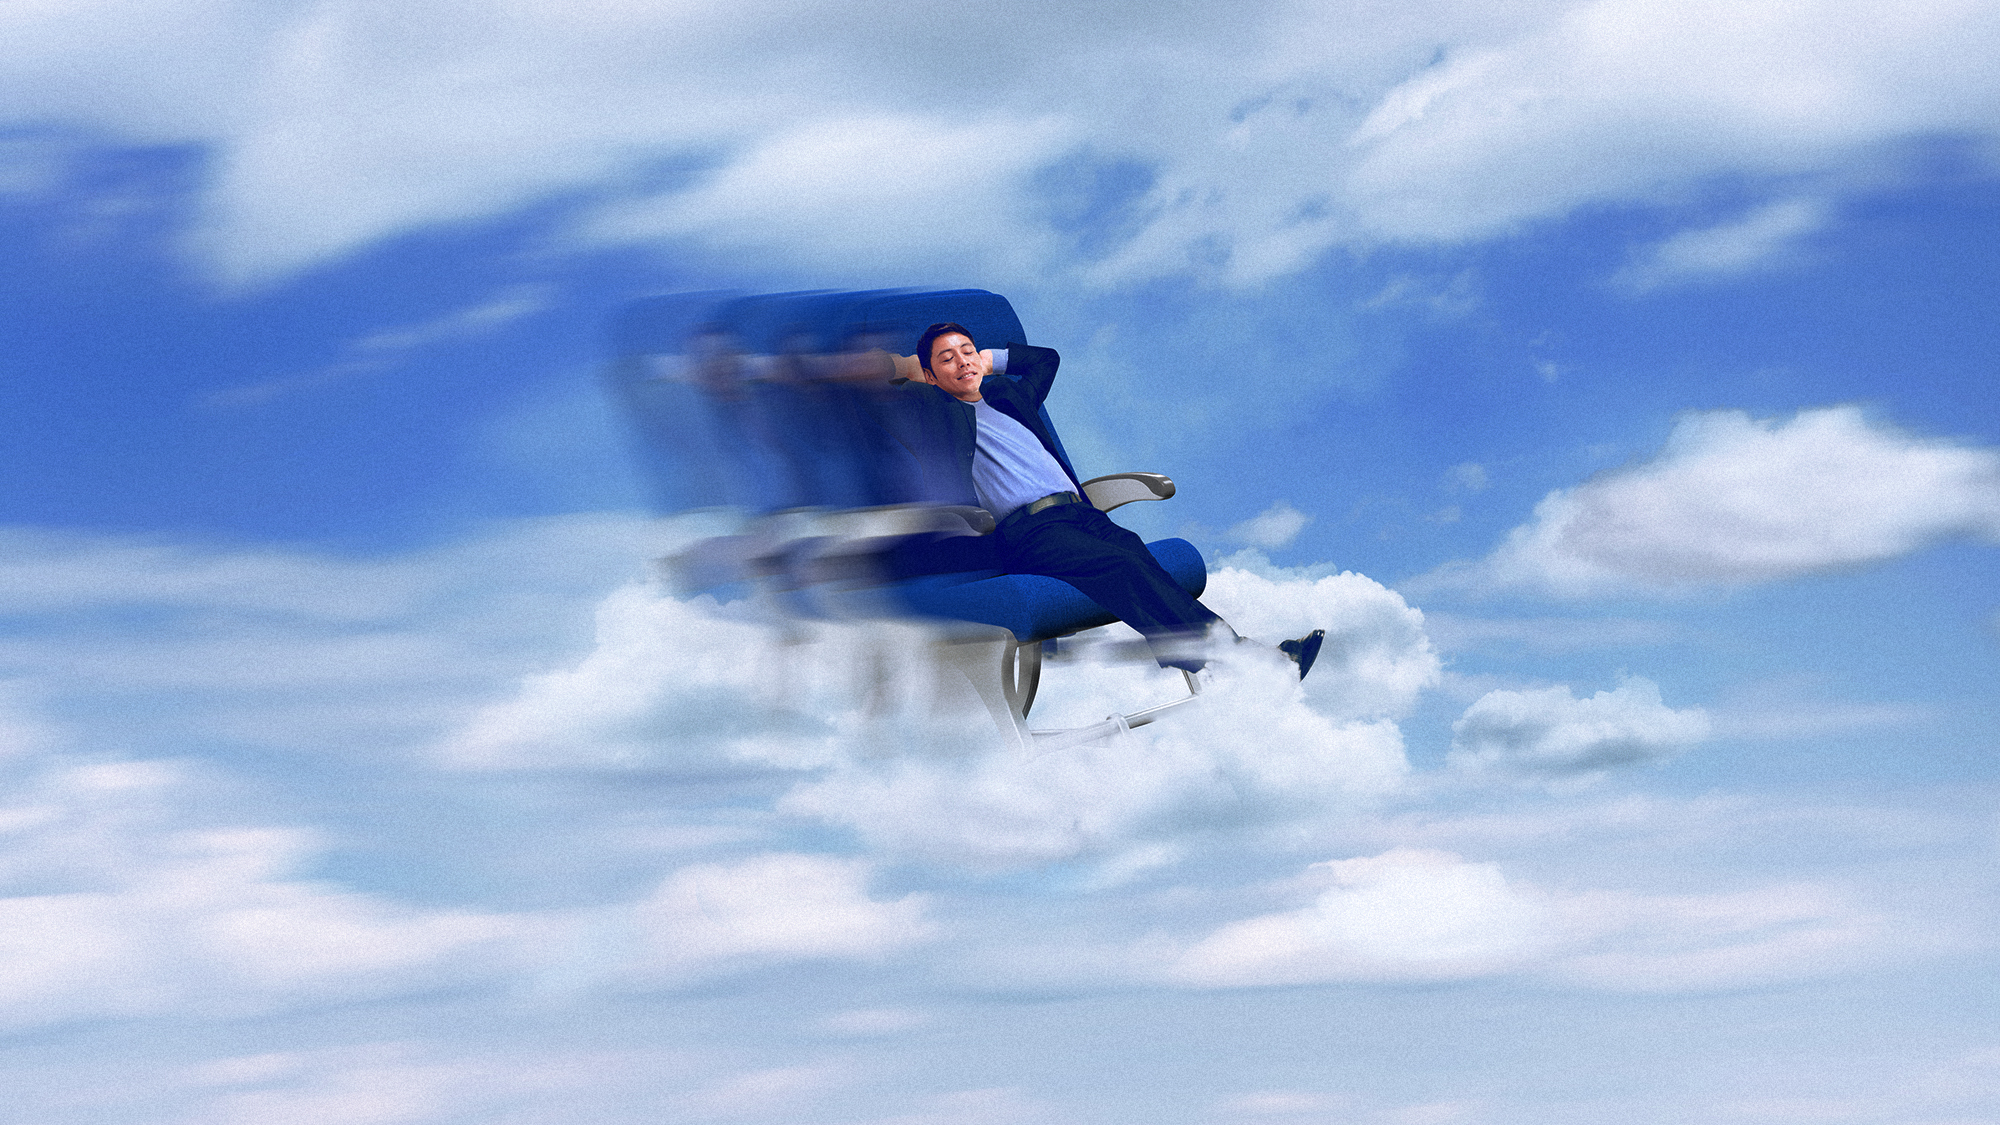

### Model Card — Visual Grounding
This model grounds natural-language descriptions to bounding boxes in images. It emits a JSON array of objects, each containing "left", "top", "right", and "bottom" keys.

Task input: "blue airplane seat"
[
  {"left": 609, "top": 287, "right": 1207, "bottom": 649},
  {"left": 853, "top": 289, "right": 1206, "bottom": 644}
]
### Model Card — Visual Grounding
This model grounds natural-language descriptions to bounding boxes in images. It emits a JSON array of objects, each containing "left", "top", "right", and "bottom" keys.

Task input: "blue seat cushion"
[{"left": 885, "top": 537, "right": 1207, "bottom": 643}]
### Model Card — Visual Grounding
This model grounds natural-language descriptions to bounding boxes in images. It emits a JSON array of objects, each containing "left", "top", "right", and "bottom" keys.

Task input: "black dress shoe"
[{"left": 1279, "top": 629, "right": 1326, "bottom": 680}]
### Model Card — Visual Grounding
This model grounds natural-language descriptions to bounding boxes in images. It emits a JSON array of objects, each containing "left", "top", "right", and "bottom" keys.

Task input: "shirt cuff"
[{"left": 990, "top": 348, "right": 1008, "bottom": 374}]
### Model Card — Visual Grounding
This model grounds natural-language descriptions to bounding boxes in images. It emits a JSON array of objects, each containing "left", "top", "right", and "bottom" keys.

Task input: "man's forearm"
[{"left": 1001, "top": 343, "right": 1060, "bottom": 404}]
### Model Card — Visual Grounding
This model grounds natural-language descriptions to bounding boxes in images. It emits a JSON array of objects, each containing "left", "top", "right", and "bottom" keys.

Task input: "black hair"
[{"left": 916, "top": 322, "right": 974, "bottom": 372}]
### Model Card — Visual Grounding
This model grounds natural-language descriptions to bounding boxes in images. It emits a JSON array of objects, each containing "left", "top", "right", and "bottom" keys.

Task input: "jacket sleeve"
[{"left": 1001, "top": 343, "right": 1060, "bottom": 407}]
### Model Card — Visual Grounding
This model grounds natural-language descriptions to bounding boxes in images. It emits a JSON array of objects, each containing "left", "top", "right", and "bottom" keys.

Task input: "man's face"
[{"left": 925, "top": 332, "right": 986, "bottom": 402}]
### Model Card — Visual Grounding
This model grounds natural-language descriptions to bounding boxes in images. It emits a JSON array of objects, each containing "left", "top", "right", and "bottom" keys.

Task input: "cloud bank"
[
  {"left": 0, "top": 509, "right": 1971, "bottom": 1125},
  {"left": 444, "top": 561, "right": 1439, "bottom": 866},
  {"left": 0, "top": 744, "right": 930, "bottom": 1030},
  {"left": 6, "top": 0, "right": 1998, "bottom": 285}
]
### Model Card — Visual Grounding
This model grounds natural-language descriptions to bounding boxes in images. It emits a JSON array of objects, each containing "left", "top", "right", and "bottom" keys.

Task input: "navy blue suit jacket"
[{"left": 891, "top": 343, "right": 1082, "bottom": 508}]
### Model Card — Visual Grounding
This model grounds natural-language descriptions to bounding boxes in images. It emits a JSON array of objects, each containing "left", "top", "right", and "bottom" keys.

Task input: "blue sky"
[{"left": 5, "top": 2, "right": 2000, "bottom": 1122}]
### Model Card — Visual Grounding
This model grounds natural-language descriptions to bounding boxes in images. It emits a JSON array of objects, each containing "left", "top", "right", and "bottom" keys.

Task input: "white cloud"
[
  {"left": 0, "top": 745, "right": 934, "bottom": 1029},
  {"left": 683, "top": 1062, "right": 854, "bottom": 1119},
  {"left": 206, "top": 283, "right": 556, "bottom": 408},
  {"left": 0, "top": 758, "right": 534, "bottom": 1029},
  {"left": 1548, "top": 882, "right": 1895, "bottom": 993},
  {"left": 1712, "top": 700, "right": 1931, "bottom": 741},
  {"left": 1339, "top": 0, "right": 2000, "bottom": 244},
  {"left": 185, "top": 1044, "right": 512, "bottom": 1125},
  {"left": 0, "top": 524, "right": 423, "bottom": 619},
  {"left": 778, "top": 647, "right": 1413, "bottom": 867},
  {"left": 354, "top": 282, "right": 554, "bottom": 352},
  {"left": 0, "top": 521, "right": 980, "bottom": 1029},
  {"left": 1169, "top": 847, "right": 1896, "bottom": 992},
  {"left": 445, "top": 560, "right": 1433, "bottom": 866},
  {"left": 871, "top": 1087, "right": 1052, "bottom": 1125},
  {"left": 6, "top": 0, "right": 1999, "bottom": 285},
  {"left": 0, "top": 514, "right": 1990, "bottom": 1118},
  {"left": 1617, "top": 198, "right": 1829, "bottom": 291},
  {"left": 174, "top": 1042, "right": 673, "bottom": 1125},
  {"left": 1169, "top": 849, "right": 1554, "bottom": 986},
  {"left": 576, "top": 113, "right": 1074, "bottom": 283},
  {"left": 1201, "top": 563, "right": 1442, "bottom": 719},
  {"left": 1422, "top": 613, "right": 1680, "bottom": 655},
  {"left": 627, "top": 853, "right": 934, "bottom": 983},
  {"left": 1429, "top": 406, "right": 2000, "bottom": 597},
  {"left": 1448, "top": 676, "right": 1710, "bottom": 778},
  {"left": 1361, "top": 270, "right": 1482, "bottom": 317},
  {"left": 0, "top": 515, "right": 665, "bottom": 760},
  {"left": 1227, "top": 501, "right": 1313, "bottom": 550},
  {"left": 436, "top": 583, "right": 827, "bottom": 773}
]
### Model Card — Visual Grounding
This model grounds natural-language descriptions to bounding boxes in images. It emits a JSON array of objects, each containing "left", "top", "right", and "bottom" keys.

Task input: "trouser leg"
[{"left": 997, "top": 505, "right": 1229, "bottom": 668}]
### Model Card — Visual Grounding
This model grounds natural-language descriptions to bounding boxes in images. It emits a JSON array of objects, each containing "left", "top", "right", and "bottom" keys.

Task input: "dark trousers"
[
  {"left": 996, "top": 503, "right": 1221, "bottom": 643},
  {"left": 888, "top": 503, "right": 1224, "bottom": 664}
]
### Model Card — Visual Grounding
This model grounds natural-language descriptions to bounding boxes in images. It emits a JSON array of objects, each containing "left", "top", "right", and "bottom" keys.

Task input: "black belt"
[{"left": 998, "top": 490, "right": 1082, "bottom": 532}]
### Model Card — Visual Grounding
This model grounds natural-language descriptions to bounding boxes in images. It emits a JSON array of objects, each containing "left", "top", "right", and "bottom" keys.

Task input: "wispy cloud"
[
  {"left": 203, "top": 284, "right": 553, "bottom": 409},
  {"left": 1616, "top": 198, "right": 1829, "bottom": 292},
  {"left": 1226, "top": 500, "right": 1313, "bottom": 550},
  {"left": 1422, "top": 612, "right": 1681, "bottom": 654},
  {"left": 1445, "top": 462, "right": 1490, "bottom": 492}
]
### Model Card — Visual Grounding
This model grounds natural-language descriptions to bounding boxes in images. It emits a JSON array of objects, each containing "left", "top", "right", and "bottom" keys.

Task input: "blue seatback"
[
  {"left": 851, "top": 289, "right": 1027, "bottom": 354},
  {"left": 855, "top": 289, "right": 1080, "bottom": 485}
]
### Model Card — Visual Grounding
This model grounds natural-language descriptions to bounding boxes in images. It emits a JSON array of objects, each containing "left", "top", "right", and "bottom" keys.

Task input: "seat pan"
[{"left": 884, "top": 537, "right": 1207, "bottom": 643}]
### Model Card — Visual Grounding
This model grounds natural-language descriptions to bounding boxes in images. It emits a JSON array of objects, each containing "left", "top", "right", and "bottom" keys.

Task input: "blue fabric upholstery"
[{"left": 887, "top": 537, "right": 1207, "bottom": 643}]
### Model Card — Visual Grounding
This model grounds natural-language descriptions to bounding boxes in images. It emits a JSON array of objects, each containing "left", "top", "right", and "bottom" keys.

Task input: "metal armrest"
[
  {"left": 944, "top": 506, "right": 997, "bottom": 535},
  {"left": 1080, "top": 473, "right": 1176, "bottom": 512}
]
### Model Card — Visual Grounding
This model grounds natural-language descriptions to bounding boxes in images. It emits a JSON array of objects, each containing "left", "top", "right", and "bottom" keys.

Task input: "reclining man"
[{"left": 885, "top": 322, "right": 1323, "bottom": 678}]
